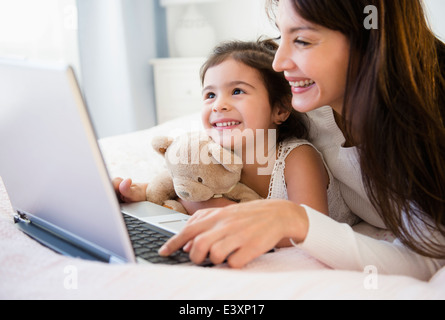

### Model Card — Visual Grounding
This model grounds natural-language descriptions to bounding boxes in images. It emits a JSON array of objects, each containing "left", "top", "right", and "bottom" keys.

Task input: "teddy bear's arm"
[
  {"left": 146, "top": 170, "right": 177, "bottom": 205},
  {"left": 224, "top": 182, "right": 263, "bottom": 202}
]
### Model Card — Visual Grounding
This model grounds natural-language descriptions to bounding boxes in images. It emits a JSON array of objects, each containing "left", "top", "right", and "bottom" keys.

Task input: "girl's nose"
[
  {"left": 273, "top": 42, "right": 296, "bottom": 72},
  {"left": 212, "top": 102, "right": 231, "bottom": 113}
]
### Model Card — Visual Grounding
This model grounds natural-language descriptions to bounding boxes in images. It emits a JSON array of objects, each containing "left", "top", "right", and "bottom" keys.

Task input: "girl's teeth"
[
  {"left": 215, "top": 121, "right": 240, "bottom": 127},
  {"left": 290, "top": 80, "right": 315, "bottom": 88}
]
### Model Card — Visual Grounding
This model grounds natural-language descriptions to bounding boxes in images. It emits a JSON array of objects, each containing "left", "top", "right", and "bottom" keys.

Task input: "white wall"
[
  {"left": 0, "top": 0, "right": 81, "bottom": 76},
  {"left": 424, "top": 0, "right": 445, "bottom": 41},
  {"left": 77, "top": 0, "right": 158, "bottom": 138},
  {"left": 165, "top": 0, "right": 277, "bottom": 57},
  {"left": 165, "top": 0, "right": 445, "bottom": 58}
]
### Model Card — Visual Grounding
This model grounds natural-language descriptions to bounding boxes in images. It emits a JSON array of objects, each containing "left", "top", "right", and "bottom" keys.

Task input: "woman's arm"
[
  {"left": 161, "top": 199, "right": 444, "bottom": 279},
  {"left": 160, "top": 144, "right": 444, "bottom": 279},
  {"left": 159, "top": 199, "right": 309, "bottom": 268},
  {"left": 298, "top": 206, "right": 445, "bottom": 281}
]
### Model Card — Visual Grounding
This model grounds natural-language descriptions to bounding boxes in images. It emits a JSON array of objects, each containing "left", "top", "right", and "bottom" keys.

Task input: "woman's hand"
[{"left": 159, "top": 199, "right": 309, "bottom": 268}]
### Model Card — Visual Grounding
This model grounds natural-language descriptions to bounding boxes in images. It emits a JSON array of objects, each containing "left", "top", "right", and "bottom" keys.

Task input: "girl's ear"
[{"left": 272, "top": 104, "right": 291, "bottom": 125}]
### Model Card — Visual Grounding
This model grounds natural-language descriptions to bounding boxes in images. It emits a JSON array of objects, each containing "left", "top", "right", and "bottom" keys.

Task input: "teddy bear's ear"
[
  {"left": 151, "top": 136, "right": 174, "bottom": 156},
  {"left": 208, "top": 141, "right": 243, "bottom": 174}
]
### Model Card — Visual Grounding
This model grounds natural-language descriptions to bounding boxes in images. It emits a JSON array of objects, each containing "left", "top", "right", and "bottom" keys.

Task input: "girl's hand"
[
  {"left": 112, "top": 177, "right": 148, "bottom": 203},
  {"left": 159, "top": 199, "right": 309, "bottom": 268}
]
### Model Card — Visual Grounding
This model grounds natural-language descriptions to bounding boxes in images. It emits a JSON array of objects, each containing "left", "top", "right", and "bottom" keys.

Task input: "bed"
[{"left": 1, "top": 113, "right": 444, "bottom": 300}]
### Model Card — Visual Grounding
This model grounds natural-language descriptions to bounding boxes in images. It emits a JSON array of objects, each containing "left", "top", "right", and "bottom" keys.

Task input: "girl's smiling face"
[
  {"left": 202, "top": 58, "right": 283, "bottom": 149},
  {"left": 272, "top": 0, "right": 351, "bottom": 114}
]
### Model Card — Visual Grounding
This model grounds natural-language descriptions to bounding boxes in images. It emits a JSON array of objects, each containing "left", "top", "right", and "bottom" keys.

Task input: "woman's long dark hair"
[{"left": 267, "top": 0, "right": 445, "bottom": 258}]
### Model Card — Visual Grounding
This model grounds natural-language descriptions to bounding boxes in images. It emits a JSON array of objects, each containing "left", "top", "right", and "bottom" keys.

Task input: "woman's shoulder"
[{"left": 306, "top": 106, "right": 347, "bottom": 149}]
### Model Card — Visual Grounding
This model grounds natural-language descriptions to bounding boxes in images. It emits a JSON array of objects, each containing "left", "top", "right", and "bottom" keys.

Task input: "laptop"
[{"left": 0, "top": 59, "right": 196, "bottom": 265}]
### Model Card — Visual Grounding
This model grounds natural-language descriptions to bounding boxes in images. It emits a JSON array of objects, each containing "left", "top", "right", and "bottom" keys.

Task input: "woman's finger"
[
  {"left": 158, "top": 215, "right": 216, "bottom": 256},
  {"left": 186, "top": 207, "right": 213, "bottom": 225},
  {"left": 158, "top": 229, "right": 194, "bottom": 257},
  {"left": 188, "top": 208, "right": 260, "bottom": 265},
  {"left": 188, "top": 219, "right": 238, "bottom": 264},
  {"left": 227, "top": 244, "right": 267, "bottom": 269},
  {"left": 207, "top": 234, "right": 241, "bottom": 265},
  {"left": 183, "top": 240, "right": 193, "bottom": 252}
]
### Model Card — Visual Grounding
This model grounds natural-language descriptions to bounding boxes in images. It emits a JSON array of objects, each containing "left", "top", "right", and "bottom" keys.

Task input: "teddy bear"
[{"left": 146, "top": 132, "right": 262, "bottom": 215}]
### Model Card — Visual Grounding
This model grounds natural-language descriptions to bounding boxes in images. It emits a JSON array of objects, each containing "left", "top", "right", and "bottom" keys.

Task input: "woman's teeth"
[
  {"left": 214, "top": 121, "right": 241, "bottom": 127},
  {"left": 290, "top": 80, "right": 315, "bottom": 88}
]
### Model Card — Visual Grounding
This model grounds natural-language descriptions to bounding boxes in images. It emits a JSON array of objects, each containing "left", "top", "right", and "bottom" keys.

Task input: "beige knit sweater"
[{"left": 296, "top": 106, "right": 445, "bottom": 281}]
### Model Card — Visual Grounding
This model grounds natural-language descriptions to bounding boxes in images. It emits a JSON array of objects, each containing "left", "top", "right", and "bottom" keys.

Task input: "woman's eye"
[{"left": 295, "top": 39, "right": 311, "bottom": 47}]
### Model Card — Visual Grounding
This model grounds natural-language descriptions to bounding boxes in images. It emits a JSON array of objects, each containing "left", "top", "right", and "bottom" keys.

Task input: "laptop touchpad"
[
  {"left": 120, "top": 201, "right": 177, "bottom": 218},
  {"left": 158, "top": 220, "right": 188, "bottom": 233}
]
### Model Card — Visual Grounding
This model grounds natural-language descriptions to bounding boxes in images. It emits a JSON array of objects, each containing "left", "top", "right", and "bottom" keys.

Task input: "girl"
[
  {"left": 114, "top": 40, "right": 357, "bottom": 246},
  {"left": 160, "top": 0, "right": 445, "bottom": 280}
]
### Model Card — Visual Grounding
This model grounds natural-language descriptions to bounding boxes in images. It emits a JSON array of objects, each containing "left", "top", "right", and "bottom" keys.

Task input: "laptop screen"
[{"left": 0, "top": 59, "right": 135, "bottom": 262}]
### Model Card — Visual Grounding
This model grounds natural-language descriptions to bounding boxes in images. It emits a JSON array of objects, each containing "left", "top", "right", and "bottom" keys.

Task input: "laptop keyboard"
[{"left": 122, "top": 214, "right": 191, "bottom": 265}]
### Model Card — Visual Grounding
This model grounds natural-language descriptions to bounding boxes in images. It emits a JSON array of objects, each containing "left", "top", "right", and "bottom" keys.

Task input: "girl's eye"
[
  {"left": 233, "top": 88, "right": 245, "bottom": 95},
  {"left": 205, "top": 92, "right": 216, "bottom": 100}
]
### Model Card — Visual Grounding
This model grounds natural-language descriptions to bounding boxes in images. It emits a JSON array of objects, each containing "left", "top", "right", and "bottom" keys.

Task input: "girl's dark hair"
[
  {"left": 200, "top": 39, "right": 308, "bottom": 142},
  {"left": 267, "top": 0, "right": 445, "bottom": 259}
]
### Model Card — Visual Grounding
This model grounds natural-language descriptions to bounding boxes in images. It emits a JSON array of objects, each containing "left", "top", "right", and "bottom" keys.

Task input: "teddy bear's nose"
[{"left": 179, "top": 191, "right": 190, "bottom": 199}]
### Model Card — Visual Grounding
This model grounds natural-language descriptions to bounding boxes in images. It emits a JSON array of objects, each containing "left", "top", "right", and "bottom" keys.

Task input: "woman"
[{"left": 160, "top": 0, "right": 445, "bottom": 281}]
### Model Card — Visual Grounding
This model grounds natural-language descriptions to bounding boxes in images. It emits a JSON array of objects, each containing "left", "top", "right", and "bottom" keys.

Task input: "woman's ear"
[{"left": 272, "top": 104, "right": 291, "bottom": 125}]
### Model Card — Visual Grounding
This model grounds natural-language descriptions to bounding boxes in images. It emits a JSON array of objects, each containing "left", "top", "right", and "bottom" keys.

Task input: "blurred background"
[{"left": 0, "top": 0, "right": 444, "bottom": 138}]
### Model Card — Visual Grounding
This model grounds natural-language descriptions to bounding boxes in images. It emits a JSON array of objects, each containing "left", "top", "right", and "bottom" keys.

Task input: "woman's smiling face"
[{"left": 272, "top": 0, "right": 351, "bottom": 114}]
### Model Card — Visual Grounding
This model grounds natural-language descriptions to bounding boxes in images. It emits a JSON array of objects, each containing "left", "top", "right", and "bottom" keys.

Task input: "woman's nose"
[{"left": 273, "top": 42, "right": 296, "bottom": 72}]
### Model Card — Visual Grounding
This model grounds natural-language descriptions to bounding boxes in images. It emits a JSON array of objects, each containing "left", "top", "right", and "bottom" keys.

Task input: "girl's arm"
[
  {"left": 276, "top": 145, "right": 329, "bottom": 248},
  {"left": 284, "top": 145, "right": 329, "bottom": 215},
  {"left": 177, "top": 197, "right": 236, "bottom": 215}
]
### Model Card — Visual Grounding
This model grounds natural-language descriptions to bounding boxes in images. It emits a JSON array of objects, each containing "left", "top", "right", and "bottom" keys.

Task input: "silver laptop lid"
[{"left": 0, "top": 59, "right": 135, "bottom": 263}]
